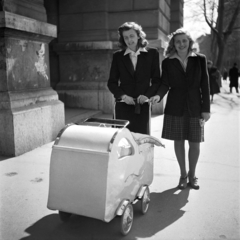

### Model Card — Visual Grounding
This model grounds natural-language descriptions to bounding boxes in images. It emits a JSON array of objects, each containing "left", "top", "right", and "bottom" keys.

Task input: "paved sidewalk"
[{"left": 0, "top": 80, "right": 239, "bottom": 240}]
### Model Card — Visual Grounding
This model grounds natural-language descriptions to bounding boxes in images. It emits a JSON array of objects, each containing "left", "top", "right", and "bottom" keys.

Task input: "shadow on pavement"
[
  {"left": 20, "top": 188, "right": 189, "bottom": 240},
  {"left": 0, "top": 156, "right": 11, "bottom": 161}
]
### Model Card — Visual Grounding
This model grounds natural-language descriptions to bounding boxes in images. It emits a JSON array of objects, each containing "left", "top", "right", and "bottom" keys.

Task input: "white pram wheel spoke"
[
  {"left": 120, "top": 203, "right": 134, "bottom": 235},
  {"left": 141, "top": 186, "right": 150, "bottom": 214}
]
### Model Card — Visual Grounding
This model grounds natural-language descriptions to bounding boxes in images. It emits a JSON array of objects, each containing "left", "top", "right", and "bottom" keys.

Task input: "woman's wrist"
[{"left": 122, "top": 95, "right": 127, "bottom": 100}]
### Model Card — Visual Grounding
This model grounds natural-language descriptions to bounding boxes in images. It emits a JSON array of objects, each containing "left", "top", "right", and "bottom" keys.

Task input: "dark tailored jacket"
[
  {"left": 157, "top": 53, "right": 210, "bottom": 117},
  {"left": 107, "top": 47, "right": 161, "bottom": 99}
]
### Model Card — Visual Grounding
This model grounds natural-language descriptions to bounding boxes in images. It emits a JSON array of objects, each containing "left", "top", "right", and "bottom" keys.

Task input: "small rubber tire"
[
  {"left": 120, "top": 203, "right": 134, "bottom": 235},
  {"left": 59, "top": 211, "right": 72, "bottom": 222},
  {"left": 140, "top": 186, "right": 150, "bottom": 214}
]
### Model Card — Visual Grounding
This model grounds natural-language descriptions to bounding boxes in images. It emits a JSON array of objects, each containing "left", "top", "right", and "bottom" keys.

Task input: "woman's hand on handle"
[
  {"left": 122, "top": 95, "right": 135, "bottom": 105},
  {"left": 149, "top": 95, "right": 160, "bottom": 105},
  {"left": 137, "top": 95, "right": 148, "bottom": 104}
]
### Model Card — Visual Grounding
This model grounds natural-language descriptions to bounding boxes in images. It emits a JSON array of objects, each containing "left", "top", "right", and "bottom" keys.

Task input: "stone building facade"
[
  {"left": 0, "top": 0, "right": 183, "bottom": 156},
  {"left": 46, "top": 0, "right": 183, "bottom": 114}
]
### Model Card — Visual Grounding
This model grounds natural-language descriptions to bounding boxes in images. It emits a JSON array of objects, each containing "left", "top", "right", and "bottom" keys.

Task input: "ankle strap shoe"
[
  {"left": 188, "top": 176, "right": 200, "bottom": 190},
  {"left": 178, "top": 175, "right": 188, "bottom": 190}
]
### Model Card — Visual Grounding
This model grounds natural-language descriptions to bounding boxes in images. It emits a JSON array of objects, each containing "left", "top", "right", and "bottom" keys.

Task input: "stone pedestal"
[{"left": 0, "top": 10, "right": 64, "bottom": 156}]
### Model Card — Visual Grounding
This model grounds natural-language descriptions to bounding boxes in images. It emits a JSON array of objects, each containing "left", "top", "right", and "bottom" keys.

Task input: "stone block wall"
[
  {"left": 47, "top": 0, "right": 174, "bottom": 115},
  {"left": 0, "top": 0, "right": 184, "bottom": 156},
  {"left": 0, "top": 0, "right": 47, "bottom": 22},
  {"left": 170, "top": 0, "right": 184, "bottom": 33},
  {"left": 0, "top": 1, "right": 65, "bottom": 156}
]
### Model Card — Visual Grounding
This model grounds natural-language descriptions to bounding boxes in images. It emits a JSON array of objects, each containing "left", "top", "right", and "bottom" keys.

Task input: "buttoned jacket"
[
  {"left": 157, "top": 53, "right": 210, "bottom": 117},
  {"left": 108, "top": 47, "right": 161, "bottom": 99}
]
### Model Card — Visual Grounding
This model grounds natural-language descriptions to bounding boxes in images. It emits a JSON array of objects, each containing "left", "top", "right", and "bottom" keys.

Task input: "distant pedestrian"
[
  {"left": 207, "top": 60, "right": 221, "bottom": 102},
  {"left": 223, "top": 68, "right": 228, "bottom": 80},
  {"left": 229, "top": 63, "right": 239, "bottom": 93}
]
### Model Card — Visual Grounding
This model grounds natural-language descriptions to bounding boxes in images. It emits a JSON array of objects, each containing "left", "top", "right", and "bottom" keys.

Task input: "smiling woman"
[
  {"left": 107, "top": 22, "right": 161, "bottom": 134},
  {"left": 165, "top": 29, "right": 194, "bottom": 58},
  {"left": 174, "top": 34, "right": 190, "bottom": 54},
  {"left": 150, "top": 28, "right": 210, "bottom": 190}
]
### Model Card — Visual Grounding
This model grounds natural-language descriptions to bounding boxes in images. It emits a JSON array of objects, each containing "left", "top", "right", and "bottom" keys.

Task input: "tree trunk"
[
  {"left": 203, "top": 0, "right": 240, "bottom": 71},
  {"left": 211, "top": 33, "right": 218, "bottom": 64},
  {"left": 216, "top": 36, "right": 225, "bottom": 70}
]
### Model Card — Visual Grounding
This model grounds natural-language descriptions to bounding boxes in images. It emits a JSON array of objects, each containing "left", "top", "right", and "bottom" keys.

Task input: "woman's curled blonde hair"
[{"left": 164, "top": 28, "right": 194, "bottom": 57}]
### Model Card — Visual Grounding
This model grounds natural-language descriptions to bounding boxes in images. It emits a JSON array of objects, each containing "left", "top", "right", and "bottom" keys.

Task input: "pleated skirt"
[{"left": 162, "top": 114, "right": 204, "bottom": 142}]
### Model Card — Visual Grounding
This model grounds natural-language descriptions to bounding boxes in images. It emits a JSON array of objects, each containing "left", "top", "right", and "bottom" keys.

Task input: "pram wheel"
[
  {"left": 59, "top": 211, "right": 72, "bottom": 222},
  {"left": 120, "top": 203, "right": 133, "bottom": 235},
  {"left": 140, "top": 186, "right": 150, "bottom": 214}
]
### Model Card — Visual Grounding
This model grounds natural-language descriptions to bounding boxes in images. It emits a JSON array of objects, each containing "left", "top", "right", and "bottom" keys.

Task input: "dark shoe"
[
  {"left": 177, "top": 175, "right": 188, "bottom": 189},
  {"left": 188, "top": 176, "right": 200, "bottom": 190}
]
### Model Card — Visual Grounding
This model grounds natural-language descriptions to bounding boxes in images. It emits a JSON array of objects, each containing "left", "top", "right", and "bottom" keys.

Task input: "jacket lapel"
[
  {"left": 135, "top": 52, "right": 147, "bottom": 73},
  {"left": 186, "top": 57, "right": 195, "bottom": 73},
  {"left": 171, "top": 59, "right": 185, "bottom": 75},
  {"left": 122, "top": 53, "right": 134, "bottom": 76}
]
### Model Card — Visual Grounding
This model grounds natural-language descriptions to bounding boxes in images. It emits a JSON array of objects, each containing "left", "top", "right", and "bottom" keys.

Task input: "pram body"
[{"left": 47, "top": 118, "right": 157, "bottom": 235}]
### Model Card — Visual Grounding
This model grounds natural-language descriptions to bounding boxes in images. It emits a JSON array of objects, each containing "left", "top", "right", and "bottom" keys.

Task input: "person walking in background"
[
  {"left": 223, "top": 68, "right": 228, "bottom": 81},
  {"left": 207, "top": 60, "right": 221, "bottom": 102},
  {"left": 150, "top": 28, "right": 210, "bottom": 190},
  {"left": 229, "top": 63, "right": 239, "bottom": 93},
  {"left": 108, "top": 22, "right": 161, "bottom": 134}
]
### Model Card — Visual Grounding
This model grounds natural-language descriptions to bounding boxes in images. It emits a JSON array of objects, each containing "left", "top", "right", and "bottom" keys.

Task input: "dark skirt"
[
  {"left": 210, "top": 80, "right": 220, "bottom": 95},
  {"left": 162, "top": 114, "right": 204, "bottom": 142},
  {"left": 115, "top": 102, "right": 150, "bottom": 134}
]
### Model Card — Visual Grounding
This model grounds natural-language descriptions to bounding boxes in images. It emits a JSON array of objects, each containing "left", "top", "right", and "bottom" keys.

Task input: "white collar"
[
  {"left": 124, "top": 47, "right": 148, "bottom": 56},
  {"left": 169, "top": 51, "right": 197, "bottom": 59}
]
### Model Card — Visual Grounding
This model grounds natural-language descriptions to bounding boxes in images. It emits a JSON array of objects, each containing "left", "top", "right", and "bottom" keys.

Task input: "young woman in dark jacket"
[
  {"left": 108, "top": 22, "right": 161, "bottom": 134},
  {"left": 150, "top": 29, "right": 211, "bottom": 190}
]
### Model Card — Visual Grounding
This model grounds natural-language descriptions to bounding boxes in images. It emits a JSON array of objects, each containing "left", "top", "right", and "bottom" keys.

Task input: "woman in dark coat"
[
  {"left": 207, "top": 60, "right": 221, "bottom": 102},
  {"left": 150, "top": 29, "right": 211, "bottom": 190},
  {"left": 108, "top": 22, "right": 161, "bottom": 134}
]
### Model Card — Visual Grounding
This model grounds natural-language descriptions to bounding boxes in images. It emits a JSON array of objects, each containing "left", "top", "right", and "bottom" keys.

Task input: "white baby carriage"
[{"left": 47, "top": 118, "right": 164, "bottom": 235}]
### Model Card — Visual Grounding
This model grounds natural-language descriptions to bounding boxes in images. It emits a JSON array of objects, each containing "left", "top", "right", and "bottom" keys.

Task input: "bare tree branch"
[
  {"left": 203, "top": 0, "right": 218, "bottom": 34},
  {"left": 187, "top": 0, "right": 240, "bottom": 70}
]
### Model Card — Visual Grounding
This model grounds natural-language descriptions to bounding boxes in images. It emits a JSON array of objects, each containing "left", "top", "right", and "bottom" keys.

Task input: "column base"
[{"left": 0, "top": 100, "right": 64, "bottom": 156}]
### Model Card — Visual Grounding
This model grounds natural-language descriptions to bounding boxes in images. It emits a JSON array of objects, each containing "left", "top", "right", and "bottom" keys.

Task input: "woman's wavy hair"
[
  {"left": 118, "top": 22, "right": 148, "bottom": 50},
  {"left": 164, "top": 28, "right": 194, "bottom": 57}
]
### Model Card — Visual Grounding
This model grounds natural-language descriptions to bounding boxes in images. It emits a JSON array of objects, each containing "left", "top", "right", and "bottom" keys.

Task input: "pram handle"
[
  {"left": 84, "top": 117, "right": 129, "bottom": 128},
  {"left": 116, "top": 99, "right": 149, "bottom": 103}
]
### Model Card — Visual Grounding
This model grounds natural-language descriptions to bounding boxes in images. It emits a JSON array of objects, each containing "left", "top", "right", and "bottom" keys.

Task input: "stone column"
[
  {"left": 54, "top": 0, "right": 114, "bottom": 114},
  {"left": 0, "top": 0, "right": 64, "bottom": 156},
  {"left": 170, "top": 0, "right": 184, "bottom": 33}
]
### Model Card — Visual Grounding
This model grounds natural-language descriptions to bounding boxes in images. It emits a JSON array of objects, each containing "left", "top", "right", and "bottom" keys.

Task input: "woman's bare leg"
[
  {"left": 188, "top": 141, "right": 200, "bottom": 177},
  {"left": 174, "top": 140, "right": 187, "bottom": 177}
]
